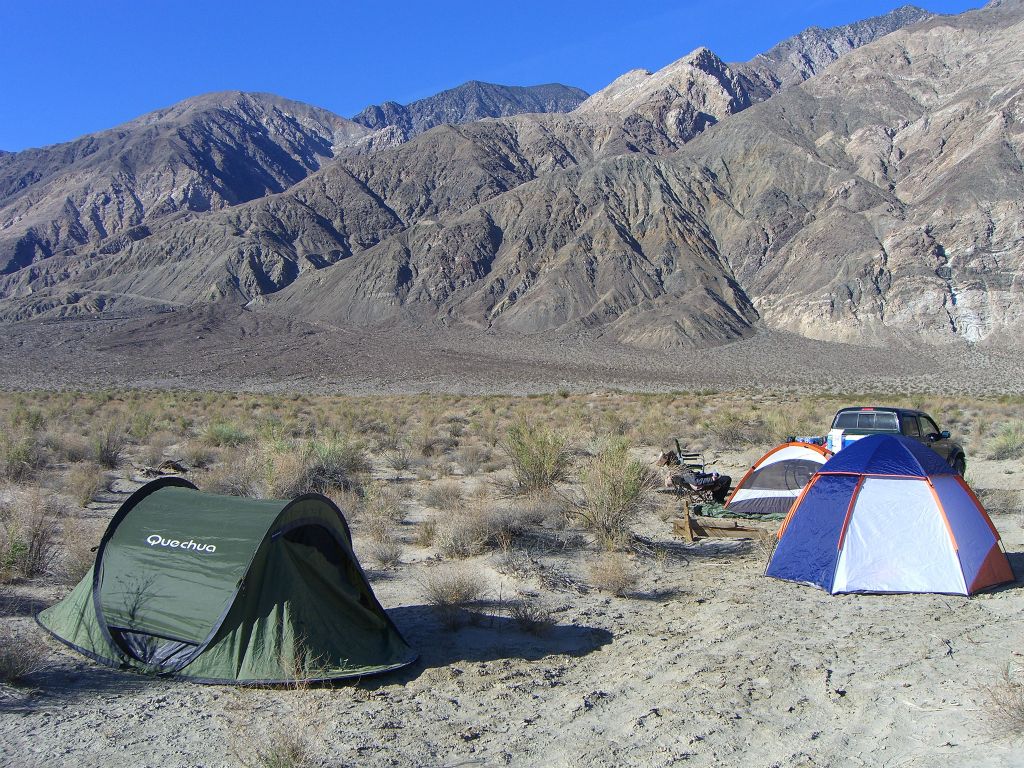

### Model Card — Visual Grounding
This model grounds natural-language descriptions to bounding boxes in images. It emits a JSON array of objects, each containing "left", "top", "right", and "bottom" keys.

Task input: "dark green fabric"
[
  {"left": 37, "top": 480, "right": 415, "bottom": 683},
  {"left": 695, "top": 501, "right": 787, "bottom": 521},
  {"left": 98, "top": 487, "right": 282, "bottom": 644}
]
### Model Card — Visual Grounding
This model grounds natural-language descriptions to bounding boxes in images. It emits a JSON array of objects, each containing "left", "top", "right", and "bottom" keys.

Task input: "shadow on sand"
[
  {"left": 367, "top": 604, "right": 613, "bottom": 687},
  {"left": 992, "top": 551, "right": 1024, "bottom": 593},
  {"left": 0, "top": 660, "right": 160, "bottom": 713}
]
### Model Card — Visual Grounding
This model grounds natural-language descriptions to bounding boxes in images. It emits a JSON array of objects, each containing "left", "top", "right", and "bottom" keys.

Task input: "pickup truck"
[{"left": 827, "top": 406, "right": 966, "bottom": 475}]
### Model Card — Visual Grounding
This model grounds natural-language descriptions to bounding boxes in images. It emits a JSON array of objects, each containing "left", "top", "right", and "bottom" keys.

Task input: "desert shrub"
[
  {"left": 972, "top": 486, "right": 1020, "bottom": 516},
  {"left": 988, "top": 422, "right": 1024, "bottom": 460},
  {"left": 299, "top": 438, "right": 369, "bottom": 494},
  {"left": 0, "top": 429, "right": 47, "bottom": 482},
  {"left": 0, "top": 620, "right": 50, "bottom": 685},
  {"left": 384, "top": 445, "right": 413, "bottom": 474},
  {"left": 704, "top": 408, "right": 773, "bottom": 448},
  {"left": 92, "top": 424, "right": 127, "bottom": 469},
  {"left": 434, "top": 510, "right": 493, "bottom": 559},
  {"left": 423, "top": 481, "right": 463, "bottom": 512},
  {"left": 46, "top": 432, "right": 91, "bottom": 464},
  {"left": 359, "top": 484, "right": 407, "bottom": 542},
  {"left": 588, "top": 552, "right": 638, "bottom": 596},
  {"left": 458, "top": 444, "right": 489, "bottom": 476},
  {"left": 366, "top": 536, "right": 403, "bottom": 570},
  {"left": 0, "top": 490, "right": 64, "bottom": 581},
  {"left": 509, "top": 598, "right": 556, "bottom": 636},
  {"left": 201, "top": 447, "right": 266, "bottom": 497},
  {"left": 422, "top": 567, "right": 486, "bottom": 629},
  {"left": 64, "top": 461, "right": 109, "bottom": 506},
  {"left": 502, "top": 421, "right": 571, "bottom": 494},
  {"left": 577, "top": 440, "right": 655, "bottom": 549},
  {"left": 129, "top": 410, "right": 158, "bottom": 441},
  {"left": 203, "top": 420, "right": 250, "bottom": 448},
  {"left": 62, "top": 519, "right": 104, "bottom": 584},
  {"left": 981, "top": 665, "right": 1024, "bottom": 736},
  {"left": 142, "top": 431, "right": 175, "bottom": 467},
  {"left": 182, "top": 441, "right": 216, "bottom": 469},
  {"left": 415, "top": 519, "right": 438, "bottom": 547}
]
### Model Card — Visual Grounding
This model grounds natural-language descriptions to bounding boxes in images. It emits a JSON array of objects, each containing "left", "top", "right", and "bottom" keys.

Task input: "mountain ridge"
[{"left": 1, "top": 2, "right": 1013, "bottom": 355}]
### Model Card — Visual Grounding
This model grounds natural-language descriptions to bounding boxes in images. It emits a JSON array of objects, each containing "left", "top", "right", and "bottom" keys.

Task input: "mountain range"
[{"left": 2, "top": 1, "right": 1021, "bottom": 355}]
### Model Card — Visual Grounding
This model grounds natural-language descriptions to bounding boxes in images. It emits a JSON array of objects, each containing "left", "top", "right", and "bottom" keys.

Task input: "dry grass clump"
[
  {"left": 47, "top": 432, "right": 91, "bottom": 464},
  {"left": 64, "top": 461, "right": 109, "bottom": 506},
  {"left": 422, "top": 567, "right": 486, "bottom": 629},
  {"left": 577, "top": 440, "right": 655, "bottom": 550},
  {"left": 0, "top": 619, "right": 51, "bottom": 686},
  {"left": 62, "top": 519, "right": 105, "bottom": 584},
  {"left": 182, "top": 441, "right": 216, "bottom": 469},
  {"left": 414, "top": 519, "right": 438, "bottom": 548},
  {"left": 201, "top": 447, "right": 266, "bottom": 497},
  {"left": 142, "top": 431, "right": 175, "bottom": 467},
  {"left": 588, "top": 552, "right": 638, "bottom": 597},
  {"left": 203, "top": 420, "right": 250, "bottom": 448},
  {"left": 384, "top": 445, "right": 413, "bottom": 475},
  {"left": 359, "top": 484, "right": 407, "bottom": 541},
  {"left": 91, "top": 424, "right": 127, "bottom": 469},
  {"left": 0, "top": 489, "right": 65, "bottom": 582},
  {"left": 423, "top": 481, "right": 463, "bottom": 512},
  {"left": 988, "top": 422, "right": 1024, "bottom": 461},
  {"left": 291, "top": 438, "right": 369, "bottom": 495},
  {"left": 502, "top": 421, "right": 572, "bottom": 494},
  {"left": 432, "top": 492, "right": 538, "bottom": 558},
  {"left": 0, "top": 429, "right": 47, "bottom": 482},
  {"left": 366, "top": 536, "right": 403, "bottom": 570},
  {"left": 509, "top": 598, "right": 556, "bottom": 635},
  {"left": 458, "top": 444, "right": 490, "bottom": 476},
  {"left": 980, "top": 665, "right": 1024, "bottom": 737}
]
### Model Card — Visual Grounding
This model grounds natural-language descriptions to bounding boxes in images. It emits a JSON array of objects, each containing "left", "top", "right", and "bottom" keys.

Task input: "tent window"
[
  {"left": 282, "top": 526, "right": 345, "bottom": 567},
  {"left": 746, "top": 460, "right": 821, "bottom": 491}
]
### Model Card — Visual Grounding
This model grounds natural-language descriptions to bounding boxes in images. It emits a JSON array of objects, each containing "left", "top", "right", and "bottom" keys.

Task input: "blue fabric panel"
[
  {"left": 766, "top": 474, "right": 861, "bottom": 589},
  {"left": 931, "top": 475, "right": 997, "bottom": 587},
  {"left": 820, "top": 434, "right": 954, "bottom": 478}
]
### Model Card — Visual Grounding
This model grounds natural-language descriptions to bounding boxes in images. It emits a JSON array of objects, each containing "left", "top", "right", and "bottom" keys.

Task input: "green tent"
[{"left": 37, "top": 477, "right": 415, "bottom": 684}]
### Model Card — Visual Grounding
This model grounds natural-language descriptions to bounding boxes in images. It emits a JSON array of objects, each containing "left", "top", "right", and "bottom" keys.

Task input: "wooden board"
[{"left": 673, "top": 515, "right": 775, "bottom": 540}]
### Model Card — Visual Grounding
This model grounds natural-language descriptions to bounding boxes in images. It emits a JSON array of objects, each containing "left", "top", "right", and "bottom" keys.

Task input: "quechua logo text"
[{"left": 146, "top": 534, "right": 217, "bottom": 553}]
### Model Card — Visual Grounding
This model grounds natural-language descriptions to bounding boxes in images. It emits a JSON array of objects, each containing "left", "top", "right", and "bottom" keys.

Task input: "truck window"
[
  {"left": 833, "top": 411, "right": 899, "bottom": 431},
  {"left": 901, "top": 415, "right": 921, "bottom": 437},
  {"left": 919, "top": 416, "right": 940, "bottom": 437}
]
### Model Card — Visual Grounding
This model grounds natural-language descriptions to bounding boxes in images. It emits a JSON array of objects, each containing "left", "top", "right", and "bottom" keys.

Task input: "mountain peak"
[{"left": 351, "top": 81, "right": 588, "bottom": 139}]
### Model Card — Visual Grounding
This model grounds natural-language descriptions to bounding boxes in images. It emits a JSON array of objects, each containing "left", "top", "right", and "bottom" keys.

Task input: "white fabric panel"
[
  {"left": 731, "top": 488, "right": 799, "bottom": 501},
  {"left": 833, "top": 478, "right": 967, "bottom": 594},
  {"left": 758, "top": 445, "right": 826, "bottom": 469}
]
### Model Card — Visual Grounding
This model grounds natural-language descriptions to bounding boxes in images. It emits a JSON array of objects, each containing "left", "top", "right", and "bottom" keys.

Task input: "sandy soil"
[
  {"left": 2, "top": 445, "right": 1022, "bottom": 768},
  {"left": 1, "top": 305, "right": 1023, "bottom": 395}
]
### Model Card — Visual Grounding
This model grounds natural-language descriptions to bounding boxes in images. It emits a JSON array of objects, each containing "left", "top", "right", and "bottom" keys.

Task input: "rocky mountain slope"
[
  {"left": 0, "top": 92, "right": 371, "bottom": 276},
  {"left": 3, "top": 2, "right": 1016, "bottom": 353},
  {"left": 352, "top": 81, "right": 589, "bottom": 141},
  {"left": 272, "top": 1, "right": 1024, "bottom": 348}
]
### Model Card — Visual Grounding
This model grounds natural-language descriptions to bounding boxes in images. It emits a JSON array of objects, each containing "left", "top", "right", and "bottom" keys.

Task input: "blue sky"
[{"left": 0, "top": 0, "right": 980, "bottom": 151}]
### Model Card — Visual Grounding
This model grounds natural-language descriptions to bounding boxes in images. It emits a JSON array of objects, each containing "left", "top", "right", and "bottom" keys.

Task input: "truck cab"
[{"left": 828, "top": 407, "right": 966, "bottom": 475}]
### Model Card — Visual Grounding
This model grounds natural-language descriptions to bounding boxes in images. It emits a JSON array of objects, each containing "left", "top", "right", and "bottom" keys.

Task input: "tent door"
[{"left": 110, "top": 626, "right": 199, "bottom": 668}]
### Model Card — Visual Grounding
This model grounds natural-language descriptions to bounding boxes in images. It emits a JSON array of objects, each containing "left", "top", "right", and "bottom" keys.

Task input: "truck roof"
[{"left": 833, "top": 406, "right": 926, "bottom": 417}]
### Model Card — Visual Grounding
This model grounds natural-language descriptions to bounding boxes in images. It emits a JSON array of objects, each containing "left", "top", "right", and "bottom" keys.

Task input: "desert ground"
[{"left": 1, "top": 388, "right": 1022, "bottom": 767}]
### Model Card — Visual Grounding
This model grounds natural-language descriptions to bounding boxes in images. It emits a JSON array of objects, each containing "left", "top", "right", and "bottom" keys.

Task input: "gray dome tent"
[{"left": 38, "top": 477, "right": 415, "bottom": 684}]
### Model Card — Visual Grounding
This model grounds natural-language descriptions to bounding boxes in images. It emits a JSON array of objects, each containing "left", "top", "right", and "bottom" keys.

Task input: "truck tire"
[{"left": 952, "top": 455, "right": 966, "bottom": 476}]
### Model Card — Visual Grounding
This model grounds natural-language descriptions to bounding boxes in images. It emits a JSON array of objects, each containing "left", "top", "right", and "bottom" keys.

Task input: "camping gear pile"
[
  {"left": 657, "top": 442, "right": 731, "bottom": 504},
  {"left": 38, "top": 478, "right": 416, "bottom": 684}
]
